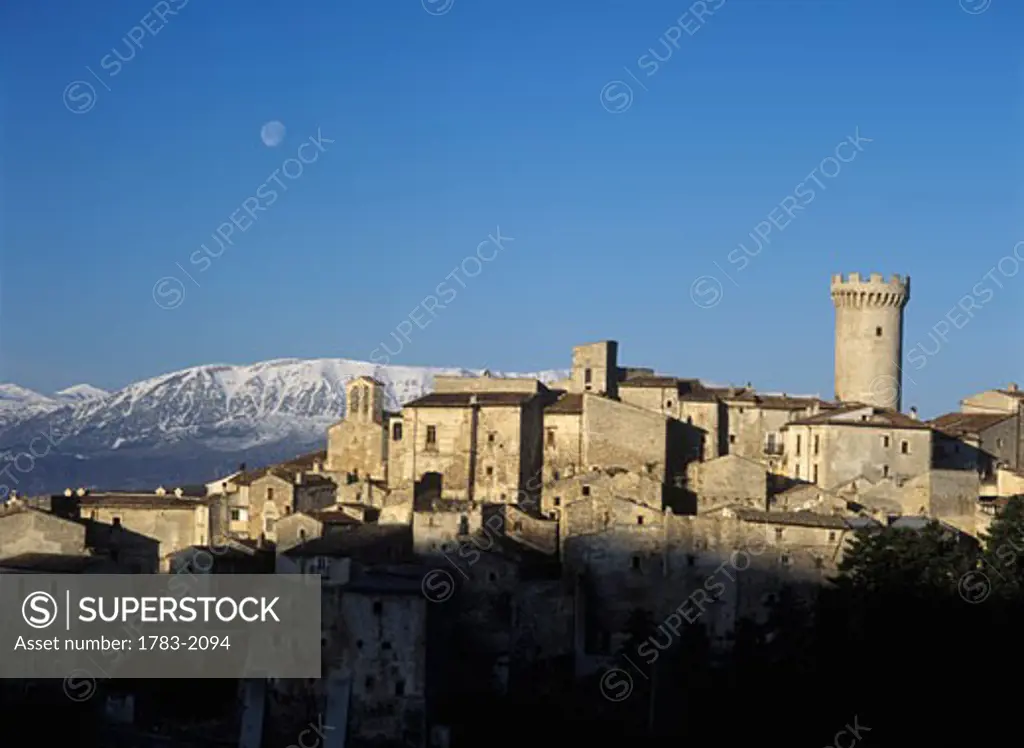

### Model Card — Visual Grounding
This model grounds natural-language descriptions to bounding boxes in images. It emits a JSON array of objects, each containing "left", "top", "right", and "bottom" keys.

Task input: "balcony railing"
[{"left": 763, "top": 443, "right": 784, "bottom": 456}]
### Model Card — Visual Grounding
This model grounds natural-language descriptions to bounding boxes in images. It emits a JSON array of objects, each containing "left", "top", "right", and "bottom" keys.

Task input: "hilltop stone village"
[{"left": 1, "top": 271, "right": 1022, "bottom": 747}]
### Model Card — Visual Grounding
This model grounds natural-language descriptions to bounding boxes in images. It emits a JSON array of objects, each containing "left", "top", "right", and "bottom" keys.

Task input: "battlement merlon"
[{"left": 830, "top": 272, "right": 910, "bottom": 307}]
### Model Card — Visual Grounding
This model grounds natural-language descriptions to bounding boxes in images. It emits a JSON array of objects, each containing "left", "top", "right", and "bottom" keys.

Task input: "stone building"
[
  {"left": 229, "top": 467, "right": 336, "bottom": 542},
  {"left": 540, "top": 467, "right": 664, "bottom": 518},
  {"left": 929, "top": 411, "right": 1019, "bottom": 477},
  {"left": 960, "top": 383, "right": 1024, "bottom": 469},
  {"left": 50, "top": 489, "right": 211, "bottom": 571},
  {"left": 685, "top": 454, "right": 769, "bottom": 512},
  {"left": 0, "top": 500, "right": 89, "bottom": 559},
  {"left": 781, "top": 404, "right": 932, "bottom": 489},
  {"left": 831, "top": 272, "right": 910, "bottom": 410},
  {"left": 388, "top": 374, "right": 550, "bottom": 508},
  {"left": 326, "top": 376, "right": 394, "bottom": 483},
  {"left": 560, "top": 495, "right": 854, "bottom": 653},
  {"left": 322, "top": 574, "right": 428, "bottom": 747}
]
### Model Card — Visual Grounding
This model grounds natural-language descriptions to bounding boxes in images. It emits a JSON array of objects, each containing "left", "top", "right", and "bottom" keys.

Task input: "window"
[
  {"left": 687, "top": 554, "right": 696, "bottom": 567},
  {"left": 395, "top": 680, "right": 405, "bottom": 696},
  {"left": 997, "top": 438, "right": 1005, "bottom": 449},
  {"left": 631, "top": 555, "right": 641, "bottom": 570},
  {"left": 666, "top": 400, "right": 673, "bottom": 409},
  {"left": 382, "top": 641, "right": 392, "bottom": 650},
  {"left": 546, "top": 430, "right": 555, "bottom": 448},
  {"left": 883, "top": 465, "right": 890, "bottom": 478},
  {"left": 828, "top": 531, "right": 836, "bottom": 542},
  {"left": 901, "top": 441, "right": 909, "bottom": 454},
  {"left": 267, "top": 487, "right": 274, "bottom": 501},
  {"left": 581, "top": 485, "right": 591, "bottom": 497},
  {"left": 513, "top": 521, "right": 523, "bottom": 532},
  {"left": 729, "top": 434, "right": 736, "bottom": 445},
  {"left": 230, "top": 508, "right": 242, "bottom": 521},
  {"left": 350, "top": 389, "right": 361, "bottom": 415},
  {"left": 488, "top": 432, "right": 496, "bottom": 444},
  {"left": 372, "top": 601, "right": 383, "bottom": 615},
  {"left": 882, "top": 436, "right": 890, "bottom": 448},
  {"left": 813, "top": 435, "right": 820, "bottom": 455},
  {"left": 813, "top": 464, "right": 819, "bottom": 483},
  {"left": 364, "top": 676, "right": 375, "bottom": 692},
  {"left": 552, "top": 469, "right": 560, "bottom": 480},
  {"left": 458, "top": 515, "right": 469, "bottom": 535},
  {"left": 774, "top": 527, "right": 784, "bottom": 540},
  {"left": 299, "top": 529, "right": 306, "bottom": 542},
  {"left": 112, "top": 517, "right": 121, "bottom": 528},
  {"left": 794, "top": 463, "right": 800, "bottom": 479},
  {"left": 875, "top": 326, "right": 883, "bottom": 337},
  {"left": 426, "top": 426, "right": 437, "bottom": 446},
  {"left": 796, "top": 435, "right": 802, "bottom": 456},
  {"left": 584, "top": 368, "right": 592, "bottom": 384},
  {"left": 486, "top": 466, "right": 493, "bottom": 477},
  {"left": 687, "top": 416, "right": 693, "bottom": 424},
  {"left": 781, "top": 553, "right": 791, "bottom": 566},
  {"left": 392, "top": 422, "right": 403, "bottom": 441},
  {"left": 636, "top": 516, "right": 644, "bottom": 525},
  {"left": 554, "top": 496, "right": 561, "bottom": 507}
]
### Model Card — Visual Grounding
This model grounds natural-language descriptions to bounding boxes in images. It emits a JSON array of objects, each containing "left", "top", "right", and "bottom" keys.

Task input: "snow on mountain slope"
[
  {"left": 0, "top": 357, "right": 569, "bottom": 495},
  {"left": 0, "top": 384, "right": 60, "bottom": 433},
  {"left": 55, "top": 384, "right": 109, "bottom": 403}
]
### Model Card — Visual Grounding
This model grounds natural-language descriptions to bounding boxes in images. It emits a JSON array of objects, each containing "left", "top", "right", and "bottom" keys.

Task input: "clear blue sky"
[{"left": 1, "top": 0, "right": 1020, "bottom": 416}]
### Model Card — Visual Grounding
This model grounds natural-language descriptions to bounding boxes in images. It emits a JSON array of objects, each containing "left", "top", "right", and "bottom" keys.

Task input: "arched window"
[{"left": 350, "top": 387, "right": 361, "bottom": 416}]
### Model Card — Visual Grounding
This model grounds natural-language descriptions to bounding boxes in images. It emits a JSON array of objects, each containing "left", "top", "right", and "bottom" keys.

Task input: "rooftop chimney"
[
  {"left": 909, "top": 406, "right": 919, "bottom": 420},
  {"left": 155, "top": 486, "right": 166, "bottom": 496},
  {"left": 64, "top": 488, "right": 73, "bottom": 497},
  {"left": 75, "top": 487, "right": 86, "bottom": 497},
  {"left": 295, "top": 471, "right": 304, "bottom": 485},
  {"left": 1009, "top": 383, "right": 1019, "bottom": 393},
  {"left": 173, "top": 487, "right": 184, "bottom": 498},
  {"left": 238, "top": 462, "right": 247, "bottom": 472}
]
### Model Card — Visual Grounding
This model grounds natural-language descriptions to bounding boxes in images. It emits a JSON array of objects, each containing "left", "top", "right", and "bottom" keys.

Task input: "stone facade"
[
  {"left": 327, "top": 376, "right": 390, "bottom": 482},
  {"left": 831, "top": 272, "right": 910, "bottom": 410},
  {"left": 51, "top": 491, "right": 211, "bottom": 571},
  {"left": 389, "top": 376, "right": 548, "bottom": 508},
  {"left": 782, "top": 404, "right": 932, "bottom": 489},
  {"left": 541, "top": 468, "right": 664, "bottom": 517},
  {"left": 930, "top": 411, "right": 1019, "bottom": 476},
  {"left": 0, "top": 503, "right": 88, "bottom": 559},
  {"left": 686, "top": 454, "right": 768, "bottom": 512}
]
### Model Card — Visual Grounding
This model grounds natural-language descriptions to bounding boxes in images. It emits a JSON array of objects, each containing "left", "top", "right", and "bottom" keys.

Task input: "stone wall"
[
  {"left": 687, "top": 455, "right": 768, "bottom": 512},
  {"left": 0, "top": 507, "right": 87, "bottom": 558},
  {"left": 327, "top": 419, "right": 388, "bottom": 482},
  {"left": 583, "top": 395, "right": 668, "bottom": 481},
  {"left": 543, "top": 411, "right": 583, "bottom": 483}
]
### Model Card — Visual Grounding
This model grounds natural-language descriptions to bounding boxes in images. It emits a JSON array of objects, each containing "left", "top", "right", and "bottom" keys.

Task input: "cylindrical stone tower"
[{"left": 831, "top": 272, "right": 910, "bottom": 410}]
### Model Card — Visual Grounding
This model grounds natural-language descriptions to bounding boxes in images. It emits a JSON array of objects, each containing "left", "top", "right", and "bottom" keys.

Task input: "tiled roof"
[
  {"left": 785, "top": 405, "right": 931, "bottom": 430},
  {"left": 70, "top": 493, "right": 212, "bottom": 509},
  {"left": 735, "top": 508, "right": 850, "bottom": 529},
  {"left": 402, "top": 392, "right": 536, "bottom": 408},
  {"left": 928, "top": 412, "right": 1015, "bottom": 437},
  {"left": 285, "top": 524, "right": 412, "bottom": 560},
  {"left": 545, "top": 393, "right": 584, "bottom": 414},
  {"left": 0, "top": 553, "right": 105, "bottom": 573}
]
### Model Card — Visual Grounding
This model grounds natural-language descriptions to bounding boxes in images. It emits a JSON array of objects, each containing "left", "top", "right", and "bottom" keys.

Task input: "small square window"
[
  {"left": 828, "top": 531, "right": 836, "bottom": 542},
  {"left": 486, "top": 466, "right": 493, "bottom": 477},
  {"left": 488, "top": 432, "right": 495, "bottom": 443},
  {"left": 395, "top": 680, "right": 405, "bottom": 696},
  {"left": 372, "top": 601, "right": 383, "bottom": 615},
  {"left": 382, "top": 641, "right": 392, "bottom": 650},
  {"left": 774, "top": 527, "right": 784, "bottom": 540},
  {"left": 876, "top": 327, "right": 883, "bottom": 337},
  {"left": 636, "top": 516, "right": 644, "bottom": 525},
  {"left": 582, "top": 485, "right": 591, "bottom": 497},
  {"left": 392, "top": 422, "right": 403, "bottom": 441},
  {"left": 687, "top": 554, "right": 695, "bottom": 567},
  {"left": 426, "top": 426, "right": 437, "bottom": 445},
  {"left": 631, "top": 555, "right": 641, "bottom": 570},
  {"left": 554, "top": 496, "right": 561, "bottom": 507},
  {"left": 901, "top": 441, "right": 909, "bottom": 454}
]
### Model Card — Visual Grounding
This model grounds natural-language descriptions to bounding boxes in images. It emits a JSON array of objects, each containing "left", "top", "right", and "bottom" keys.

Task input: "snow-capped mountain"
[{"left": 0, "top": 358, "right": 568, "bottom": 496}]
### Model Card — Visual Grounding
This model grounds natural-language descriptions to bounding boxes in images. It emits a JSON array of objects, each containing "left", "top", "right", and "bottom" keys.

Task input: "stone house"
[
  {"left": 279, "top": 524, "right": 413, "bottom": 578},
  {"left": 230, "top": 464, "right": 336, "bottom": 542},
  {"left": 272, "top": 505, "right": 363, "bottom": 553},
  {"left": 388, "top": 374, "right": 549, "bottom": 508},
  {"left": 0, "top": 500, "right": 88, "bottom": 559},
  {"left": 929, "top": 411, "right": 1019, "bottom": 477},
  {"left": 540, "top": 467, "right": 664, "bottom": 518},
  {"left": 686, "top": 454, "right": 769, "bottom": 512},
  {"left": 960, "top": 384, "right": 1024, "bottom": 469},
  {"left": 781, "top": 404, "right": 932, "bottom": 488},
  {"left": 322, "top": 574, "right": 428, "bottom": 747},
  {"left": 719, "top": 391, "right": 830, "bottom": 473},
  {"left": 50, "top": 489, "right": 211, "bottom": 571}
]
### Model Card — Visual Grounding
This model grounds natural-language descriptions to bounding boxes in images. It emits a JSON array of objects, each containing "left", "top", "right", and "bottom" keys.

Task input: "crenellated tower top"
[{"left": 830, "top": 273, "right": 910, "bottom": 308}]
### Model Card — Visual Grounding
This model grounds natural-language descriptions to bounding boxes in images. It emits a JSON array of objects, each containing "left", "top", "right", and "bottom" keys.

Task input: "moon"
[{"left": 260, "top": 121, "right": 285, "bottom": 147}]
